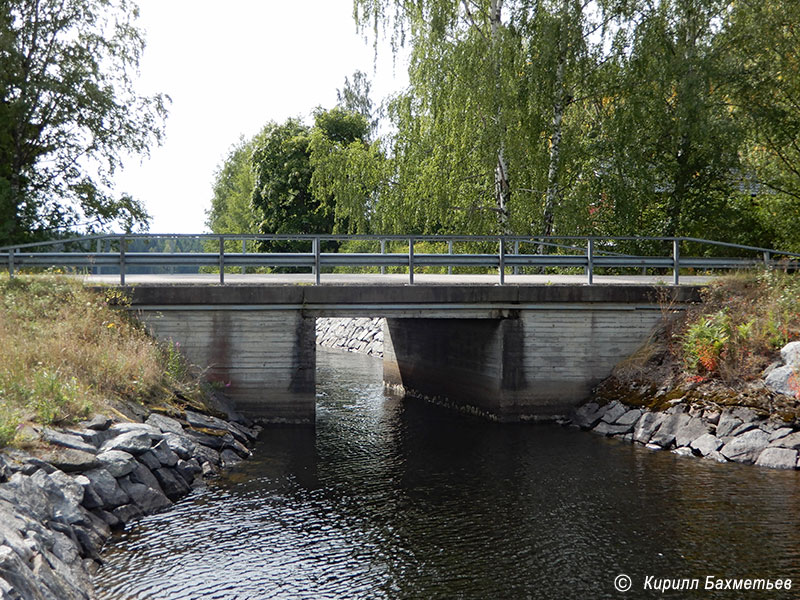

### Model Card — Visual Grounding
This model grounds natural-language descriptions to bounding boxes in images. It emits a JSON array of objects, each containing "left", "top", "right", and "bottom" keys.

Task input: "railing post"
[
  {"left": 313, "top": 237, "right": 321, "bottom": 285},
  {"left": 408, "top": 237, "right": 415, "bottom": 285},
  {"left": 763, "top": 251, "right": 771, "bottom": 270},
  {"left": 447, "top": 239, "right": 453, "bottom": 275},
  {"left": 380, "top": 239, "right": 386, "bottom": 275},
  {"left": 499, "top": 237, "right": 505, "bottom": 285},
  {"left": 94, "top": 238, "right": 101, "bottom": 275},
  {"left": 219, "top": 236, "right": 225, "bottom": 285},
  {"left": 586, "top": 238, "right": 594, "bottom": 285},
  {"left": 513, "top": 240, "right": 519, "bottom": 275},
  {"left": 119, "top": 236, "right": 126, "bottom": 286},
  {"left": 242, "top": 239, "right": 247, "bottom": 275},
  {"left": 673, "top": 239, "right": 680, "bottom": 285},
  {"left": 8, "top": 249, "right": 15, "bottom": 279}
]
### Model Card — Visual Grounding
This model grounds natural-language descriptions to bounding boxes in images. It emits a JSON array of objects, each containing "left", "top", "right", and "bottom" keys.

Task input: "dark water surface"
[{"left": 94, "top": 350, "right": 800, "bottom": 599}]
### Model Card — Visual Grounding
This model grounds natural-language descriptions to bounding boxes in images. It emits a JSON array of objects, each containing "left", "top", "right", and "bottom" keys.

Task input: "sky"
[{"left": 114, "top": 0, "right": 407, "bottom": 234}]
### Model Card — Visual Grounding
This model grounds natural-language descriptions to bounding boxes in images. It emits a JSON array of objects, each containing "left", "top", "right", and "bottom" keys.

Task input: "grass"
[{"left": 0, "top": 274, "right": 201, "bottom": 448}]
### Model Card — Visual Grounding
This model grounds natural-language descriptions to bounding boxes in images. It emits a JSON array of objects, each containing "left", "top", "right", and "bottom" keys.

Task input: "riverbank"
[
  {"left": 571, "top": 272, "right": 800, "bottom": 469},
  {"left": 0, "top": 276, "right": 260, "bottom": 598}
]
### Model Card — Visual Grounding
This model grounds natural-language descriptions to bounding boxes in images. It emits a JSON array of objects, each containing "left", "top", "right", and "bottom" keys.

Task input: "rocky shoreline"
[
  {"left": 570, "top": 341, "right": 800, "bottom": 470},
  {"left": 0, "top": 397, "right": 259, "bottom": 599},
  {"left": 315, "top": 317, "right": 384, "bottom": 358}
]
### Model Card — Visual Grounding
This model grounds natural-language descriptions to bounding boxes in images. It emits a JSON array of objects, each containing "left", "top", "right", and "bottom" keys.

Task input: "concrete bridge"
[{"left": 124, "top": 283, "right": 701, "bottom": 424}]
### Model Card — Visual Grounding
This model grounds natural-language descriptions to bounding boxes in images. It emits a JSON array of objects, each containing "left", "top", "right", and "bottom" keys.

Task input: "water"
[{"left": 94, "top": 350, "right": 800, "bottom": 599}]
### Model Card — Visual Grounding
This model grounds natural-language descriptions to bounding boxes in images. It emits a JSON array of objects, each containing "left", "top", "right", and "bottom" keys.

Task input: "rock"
[
  {"left": 755, "top": 447, "right": 798, "bottom": 470},
  {"left": 633, "top": 412, "right": 666, "bottom": 444},
  {"left": 690, "top": 433, "right": 723, "bottom": 457},
  {"left": 675, "top": 417, "right": 710, "bottom": 448},
  {"left": 163, "top": 433, "right": 195, "bottom": 460},
  {"left": 137, "top": 450, "right": 162, "bottom": 471},
  {"left": 192, "top": 444, "right": 220, "bottom": 467},
  {"left": 174, "top": 459, "right": 201, "bottom": 485},
  {"left": 30, "top": 448, "right": 98, "bottom": 473},
  {"left": 715, "top": 412, "right": 743, "bottom": 438},
  {"left": 720, "top": 429, "right": 771, "bottom": 464},
  {"left": 730, "top": 407, "right": 760, "bottom": 423},
  {"left": 111, "top": 504, "right": 144, "bottom": 526},
  {"left": 73, "top": 475, "right": 104, "bottom": 511},
  {"left": 95, "top": 450, "right": 137, "bottom": 478},
  {"left": 182, "top": 428, "right": 232, "bottom": 451},
  {"left": 92, "top": 509, "right": 121, "bottom": 530},
  {"left": 771, "top": 431, "right": 800, "bottom": 450},
  {"left": 764, "top": 365, "right": 798, "bottom": 398},
  {"left": 108, "top": 422, "right": 162, "bottom": 436},
  {"left": 184, "top": 410, "right": 231, "bottom": 433},
  {"left": 48, "top": 471, "right": 84, "bottom": 508},
  {"left": 82, "top": 468, "right": 129, "bottom": 508},
  {"left": 600, "top": 401, "right": 627, "bottom": 424},
  {"left": 0, "top": 455, "right": 11, "bottom": 483},
  {"left": 81, "top": 415, "right": 112, "bottom": 431},
  {"left": 706, "top": 450, "right": 728, "bottom": 463},
  {"left": 768, "top": 427, "right": 795, "bottom": 442},
  {"left": 781, "top": 341, "right": 800, "bottom": 367},
  {"left": 117, "top": 478, "right": 172, "bottom": 514},
  {"left": 573, "top": 402, "right": 604, "bottom": 430},
  {"left": 151, "top": 440, "right": 179, "bottom": 468},
  {"left": 127, "top": 463, "right": 163, "bottom": 495},
  {"left": 672, "top": 447, "right": 694, "bottom": 457},
  {"left": 0, "top": 545, "right": 47, "bottom": 600},
  {"left": 145, "top": 413, "right": 184, "bottom": 435},
  {"left": 650, "top": 413, "right": 691, "bottom": 448},
  {"left": 703, "top": 410, "right": 721, "bottom": 425},
  {"left": 644, "top": 443, "right": 663, "bottom": 451},
  {"left": 41, "top": 429, "right": 98, "bottom": 455},
  {"left": 616, "top": 409, "right": 643, "bottom": 427},
  {"left": 100, "top": 430, "right": 154, "bottom": 455},
  {"left": 729, "top": 422, "right": 758, "bottom": 438},
  {"left": 219, "top": 449, "right": 244, "bottom": 468},
  {"left": 152, "top": 468, "right": 191, "bottom": 500},
  {"left": 64, "top": 428, "right": 112, "bottom": 448},
  {"left": 593, "top": 421, "right": 633, "bottom": 436}
]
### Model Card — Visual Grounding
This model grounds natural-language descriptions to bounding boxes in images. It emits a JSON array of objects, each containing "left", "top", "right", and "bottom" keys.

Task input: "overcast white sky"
[{"left": 114, "top": 0, "right": 407, "bottom": 233}]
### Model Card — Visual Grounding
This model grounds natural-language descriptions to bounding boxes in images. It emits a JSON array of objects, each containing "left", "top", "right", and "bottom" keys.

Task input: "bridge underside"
[{"left": 125, "top": 285, "right": 699, "bottom": 424}]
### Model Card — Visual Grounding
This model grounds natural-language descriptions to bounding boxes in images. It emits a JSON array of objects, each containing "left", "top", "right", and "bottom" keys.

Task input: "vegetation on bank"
[
  {"left": 0, "top": 275, "right": 200, "bottom": 448},
  {"left": 598, "top": 271, "right": 800, "bottom": 418}
]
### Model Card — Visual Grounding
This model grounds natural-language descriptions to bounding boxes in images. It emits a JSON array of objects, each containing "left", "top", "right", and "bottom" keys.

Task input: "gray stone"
[
  {"left": 31, "top": 448, "right": 98, "bottom": 473},
  {"left": 0, "top": 455, "right": 11, "bottom": 483},
  {"left": 82, "top": 468, "right": 129, "bottom": 508},
  {"left": 690, "top": 433, "right": 723, "bottom": 456},
  {"left": 174, "top": 459, "right": 201, "bottom": 485},
  {"left": 706, "top": 450, "right": 728, "bottom": 463},
  {"left": 616, "top": 409, "right": 643, "bottom": 427},
  {"left": 73, "top": 475, "right": 104, "bottom": 510},
  {"left": 163, "top": 432, "right": 195, "bottom": 460},
  {"left": 81, "top": 415, "right": 112, "bottom": 431},
  {"left": 672, "top": 447, "right": 694, "bottom": 457},
  {"left": 64, "top": 427, "right": 111, "bottom": 448},
  {"left": 593, "top": 421, "right": 633, "bottom": 436},
  {"left": 715, "top": 413, "right": 743, "bottom": 438},
  {"left": 153, "top": 468, "right": 190, "bottom": 500},
  {"left": 600, "top": 401, "right": 627, "bottom": 424},
  {"left": 764, "top": 365, "right": 798, "bottom": 397},
  {"left": 0, "top": 545, "right": 48, "bottom": 600},
  {"left": 675, "top": 417, "right": 710, "bottom": 448},
  {"left": 128, "top": 463, "right": 163, "bottom": 495},
  {"left": 573, "top": 402, "right": 604, "bottom": 429},
  {"left": 95, "top": 450, "right": 137, "bottom": 478},
  {"left": 183, "top": 429, "right": 232, "bottom": 451},
  {"left": 108, "top": 422, "right": 162, "bottom": 436},
  {"left": 720, "top": 429, "right": 771, "bottom": 464},
  {"left": 137, "top": 450, "right": 162, "bottom": 471},
  {"left": 768, "top": 427, "right": 795, "bottom": 442},
  {"left": 26, "top": 470, "right": 85, "bottom": 526},
  {"left": 192, "top": 443, "right": 220, "bottom": 467},
  {"left": 644, "top": 443, "right": 663, "bottom": 451},
  {"left": 145, "top": 413, "right": 184, "bottom": 435},
  {"left": 41, "top": 429, "right": 98, "bottom": 454},
  {"left": 729, "top": 422, "right": 758, "bottom": 438},
  {"left": 100, "top": 430, "right": 154, "bottom": 455},
  {"left": 755, "top": 447, "right": 798, "bottom": 470},
  {"left": 771, "top": 431, "right": 800, "bottom": 450},
  {"left": 184, "top": 410, "right": 231, "bottom": 433},
  {"left": 650, "top": 413, "right": 691, "bottom": 448},
  {"left": 633, "top": 412, "right": 666, "bottom": 444},
  {"left": 111, "top": 503, "right": 143, "bottom": 525},
  {"left": 731, "top": 407, "right": 760, "bottom": 423},
  {"left": 151, "top": 440, "right": 179, "bottom": 468},
  {"left": 703, "top": 410, "right": 721, "bottom": 425},
  {"left": 219, "top": 449, "right": 244, "bottom": 468},
  {"left": 117, "top": 478, "right": 172, "bottom": 514},
  {"left": 48, "top": 471, "right": 84, "bottom": 508},
  {"left": 781, "top": 340, "right": 800, "bottom": 367}
]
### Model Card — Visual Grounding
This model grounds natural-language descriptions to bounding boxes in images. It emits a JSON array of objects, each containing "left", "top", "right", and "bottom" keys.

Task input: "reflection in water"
[{"left": 95, "top": 350, "right": 800, "bottom": 599}]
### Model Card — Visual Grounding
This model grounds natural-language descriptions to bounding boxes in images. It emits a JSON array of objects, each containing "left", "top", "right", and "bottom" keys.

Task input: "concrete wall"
[
  {"left": 137, "top": 310, "right": 315, "bottom": 424},
  {"left": 383, "top": 306, "right": 664, "bottom": 421}
]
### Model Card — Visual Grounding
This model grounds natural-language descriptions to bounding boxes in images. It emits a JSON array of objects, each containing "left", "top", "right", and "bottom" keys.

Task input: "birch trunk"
[{"left": 490, "top": 0, "right": 512, "bottom": 235}]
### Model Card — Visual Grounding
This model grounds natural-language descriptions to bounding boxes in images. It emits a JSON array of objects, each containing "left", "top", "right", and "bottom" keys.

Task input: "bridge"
[{"left": 3, "top": 234, "right": 798, "bottom": 423}]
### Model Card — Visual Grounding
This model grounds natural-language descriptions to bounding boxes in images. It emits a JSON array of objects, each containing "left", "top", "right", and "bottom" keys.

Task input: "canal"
[{"left": 94, "top": 350, "right": 800, "bottom": 599}]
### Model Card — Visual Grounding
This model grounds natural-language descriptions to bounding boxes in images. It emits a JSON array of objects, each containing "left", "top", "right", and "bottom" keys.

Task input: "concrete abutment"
[{"left": 121, "top": 284, "right": 699, "bottom": 424}]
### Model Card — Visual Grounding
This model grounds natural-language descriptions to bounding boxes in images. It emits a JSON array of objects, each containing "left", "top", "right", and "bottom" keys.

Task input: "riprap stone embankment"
[{"left": 0, "top": 400, "right": 259, "bottom": 599}]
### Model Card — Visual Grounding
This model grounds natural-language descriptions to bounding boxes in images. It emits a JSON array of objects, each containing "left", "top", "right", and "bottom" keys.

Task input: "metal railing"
[{"left": 1, "top": 233, "right": 798, "bottom": 285}]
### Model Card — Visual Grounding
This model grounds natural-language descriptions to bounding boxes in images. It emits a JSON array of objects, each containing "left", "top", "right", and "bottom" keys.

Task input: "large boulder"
[
  {"left": 764, "top": 365, "right": 798, "bottom": 398},
  {"left": 633, "top": 412, "right": 666, "bottom": 445},
  {"left": 781, "top": 341, "right": 800, "bottom": 368},
  {"left": 720, "top": 429, "right": 771, "bottom": 464},
  {"left": 755, "top": 447, "right": 798, "bottom": 470}
]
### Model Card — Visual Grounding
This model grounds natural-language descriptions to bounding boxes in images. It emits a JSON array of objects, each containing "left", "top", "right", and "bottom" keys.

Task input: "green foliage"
[
  {"left": 206, "top": 136, "right": 259, "bottom": 238},
  {"left": 0, "top": 0, "right": 168, "bottom": 245}
]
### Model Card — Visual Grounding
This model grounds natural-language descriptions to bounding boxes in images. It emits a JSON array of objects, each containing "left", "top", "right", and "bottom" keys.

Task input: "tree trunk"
[{"left": 489, "top": 0, "right": 512, "bottom": 235}]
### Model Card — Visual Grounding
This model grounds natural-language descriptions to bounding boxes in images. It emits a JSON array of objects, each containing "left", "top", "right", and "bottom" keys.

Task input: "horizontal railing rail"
[{"left": 1, "top": 234, "right": 799, "bottom": 285}]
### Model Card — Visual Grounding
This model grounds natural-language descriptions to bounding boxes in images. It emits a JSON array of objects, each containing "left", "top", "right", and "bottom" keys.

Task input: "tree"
[
  {"left": 206, "top": 136, "right": 259, "bottom": 236},
  {"left": 0, "top": 0, "right": 168, "bottom": 245}
]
